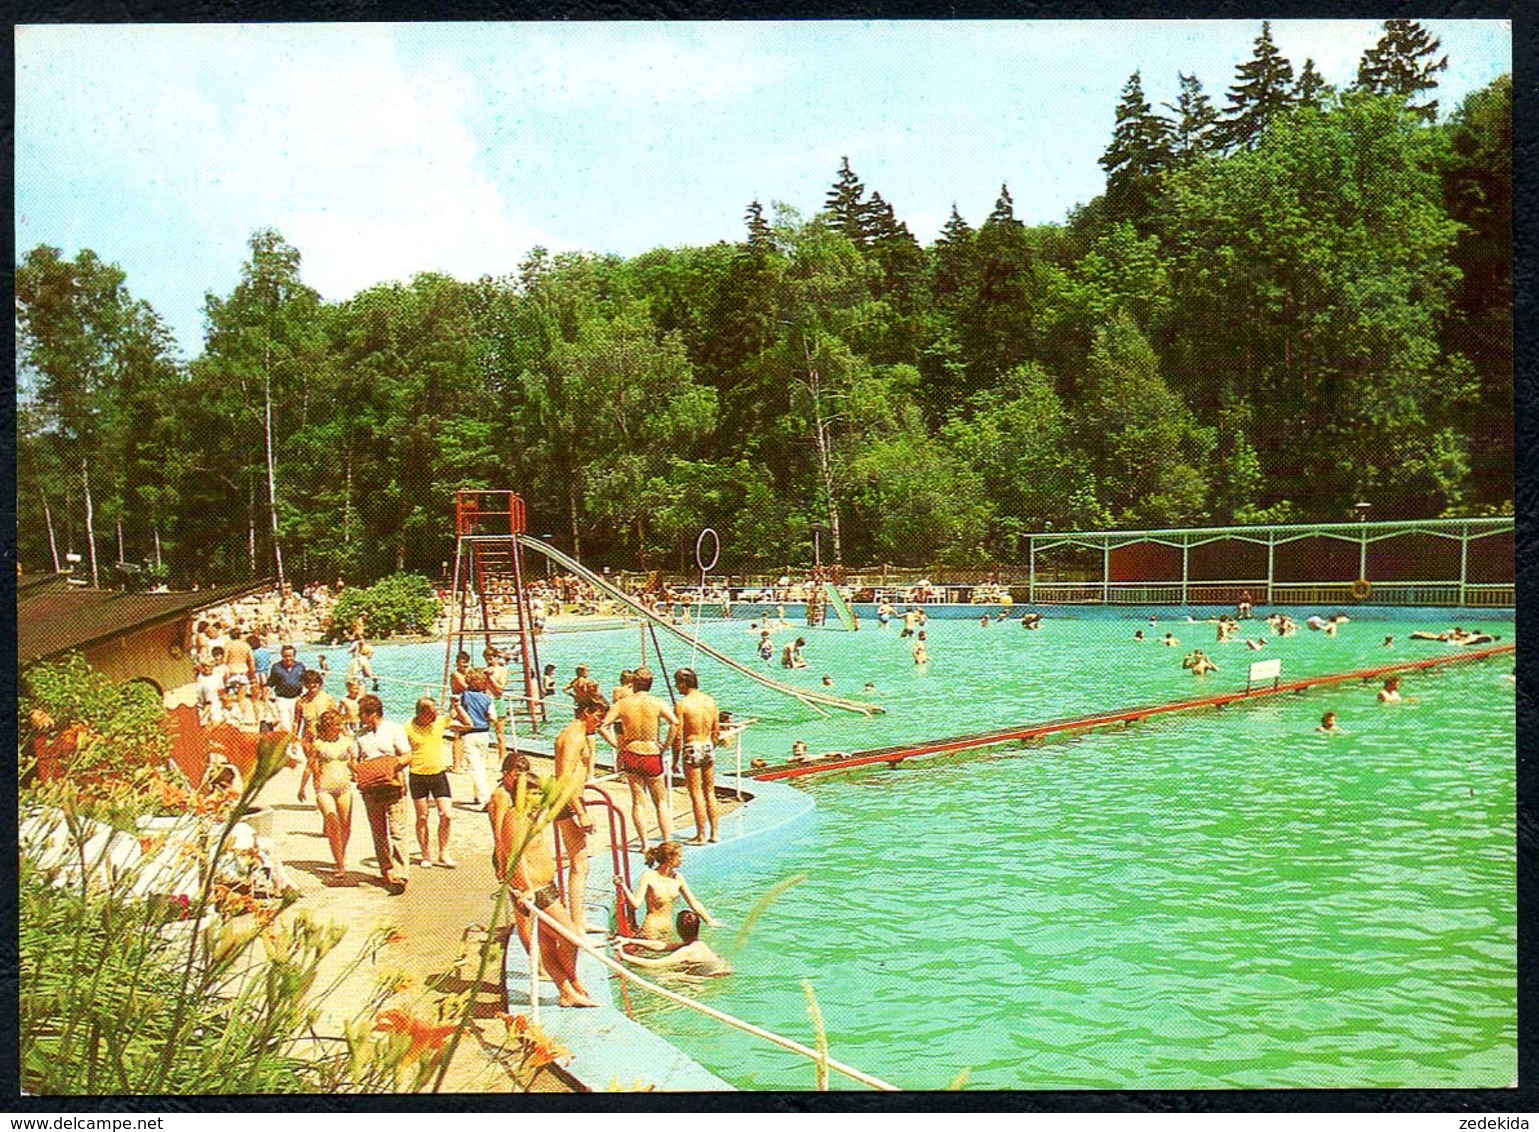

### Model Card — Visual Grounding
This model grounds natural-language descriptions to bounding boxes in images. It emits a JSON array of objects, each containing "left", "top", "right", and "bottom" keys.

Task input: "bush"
[
  {"left": 23, "top": 655, "right": 169, "bottom": 790},
  {"left": 327, "top": 573, "right": 441, "bottom": 642}
]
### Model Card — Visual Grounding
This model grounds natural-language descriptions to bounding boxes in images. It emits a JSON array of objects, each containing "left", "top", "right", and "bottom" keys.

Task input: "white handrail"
[{"left": 517, "top": 896, "right": 898, "bottom": 1091}]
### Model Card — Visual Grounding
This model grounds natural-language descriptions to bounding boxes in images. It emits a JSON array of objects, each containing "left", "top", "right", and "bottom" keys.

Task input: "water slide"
[
  {"left": 823, "top": 582, "right": 857, "bottom": 631},
  {"left": 517, "top": 535, "right": 883, "bottom": 717}
]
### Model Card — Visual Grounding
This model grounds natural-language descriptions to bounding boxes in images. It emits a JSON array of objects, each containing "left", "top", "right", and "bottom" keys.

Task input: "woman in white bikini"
[
  {"left": 616, "top": 841, "right": 719, "bottom": 943},
  {"left": 298, "top": 708, "right": 357, "bottom": 878}
]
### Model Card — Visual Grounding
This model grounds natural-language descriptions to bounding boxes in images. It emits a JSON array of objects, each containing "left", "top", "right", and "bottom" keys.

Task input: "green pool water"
[{"left": 367, "top": 609, "right": 1516, "bottom": 1090}]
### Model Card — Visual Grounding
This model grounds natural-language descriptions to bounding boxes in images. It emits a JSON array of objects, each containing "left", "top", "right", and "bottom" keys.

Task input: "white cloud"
[
  {"left": 502, "top": 23, "right": 787, "bottom": 106},
  {"left": 18, "top": 24, "right": 557, "bottom": 304}
]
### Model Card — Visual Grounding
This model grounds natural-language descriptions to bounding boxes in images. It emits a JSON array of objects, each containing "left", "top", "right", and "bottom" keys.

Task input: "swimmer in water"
[
  {"left": 1133, "top": 630, "right": 1146, "bottom": 642},
  {"left": 618, "top": 910, "right": 732, "bottom": 977},
  {"left": 1162, "top": 632, "right": 1180, "bottom": 647},
  {"left": 913, "top": 631, "right": 929, "bottom": 665},
  {"left": 1377, "top": 675, "right": 1417, "bottom": 703},
  {"left": 615, "top": 841, "right": 720, "bottom": 944},
  {"left": 1318, "top": 711, "right": 1341, "bottom": 733},
  {"left": 821, "top": 674, "right": 834, "bottom": 687},
  {"left": 1383, "top": 635, "right": 1394, "bottom": 647},
  {"left": 863, "top": 682, "right": 876, "bottom": 693},
  {"left": 1190, "top": 652, "right": 1219, "bottom": 675}
]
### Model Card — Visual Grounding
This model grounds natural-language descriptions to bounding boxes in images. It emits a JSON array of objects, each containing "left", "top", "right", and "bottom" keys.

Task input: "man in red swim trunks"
[{"left": 598, "top": 667, "right": 678, "bottom": 854}]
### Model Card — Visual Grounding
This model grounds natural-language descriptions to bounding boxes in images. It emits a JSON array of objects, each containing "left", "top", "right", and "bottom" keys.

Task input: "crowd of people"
[{"left": 243, "top": 627, "right": 743, "bottom": 996}]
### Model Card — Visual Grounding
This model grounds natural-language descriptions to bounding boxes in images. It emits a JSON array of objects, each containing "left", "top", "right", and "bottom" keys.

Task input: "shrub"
[
  {"left": 22, "top": 654, "right": 169, "bottom": 791},
  {"left": 326, "top": 573, "right": 441, "bottom": 641}
]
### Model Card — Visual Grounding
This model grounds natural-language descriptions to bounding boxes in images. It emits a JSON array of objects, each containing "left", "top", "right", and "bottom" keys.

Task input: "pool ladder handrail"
[{"left": 552, "top": 784, "right": 639, "bottom": 937}]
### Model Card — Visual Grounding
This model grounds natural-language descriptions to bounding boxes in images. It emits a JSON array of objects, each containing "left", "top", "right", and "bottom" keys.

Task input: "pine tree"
[
  {"left": 986, "top": 184, "right": 1021, "bottom": 228},
  {"left": 1215, "top": 21, "right": 1297, "bottom": 151},
  {"left": 1356, "top": 19, "right": 1448, "bottom": 122},
  {"left": 860, "top": 190, "right": 895, "bottom": 245},
  {"left": 1164, "top": 72, "right": 1219, "bottom": 167},
  {"left": 931, "top": 205, "right": 977, "bottom": 302},
  {"left": 1100, "top": 71, "right": 1175, "bottom": 227},
  {"left": 744, "top": 199, "right": 774, "bottom": 256},
  {"left": 824, "top": 157, "right": 868, "bottom": 245},
  {"left": 969, "top": 184, "right": 1038, "bottom": 376},
  {"left": 862, "top": 191, "right": 926, "bottom": 309},
  {"left": 1293, "top": 58, "right": 1330, "bottom": 110}
]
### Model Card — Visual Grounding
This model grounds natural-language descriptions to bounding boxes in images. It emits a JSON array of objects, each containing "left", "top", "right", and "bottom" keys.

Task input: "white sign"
[{"left": 1249, "top": 658, "right": 1282, "bottom": 683}]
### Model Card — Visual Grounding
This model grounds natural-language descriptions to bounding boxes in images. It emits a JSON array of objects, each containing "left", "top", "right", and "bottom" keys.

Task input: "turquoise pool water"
[{"left": 364, "top": 608, "right": 1515, "bottom": 1090}]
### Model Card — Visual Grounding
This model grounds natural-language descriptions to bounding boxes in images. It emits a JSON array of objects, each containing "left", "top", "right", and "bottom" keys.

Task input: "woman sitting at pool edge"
[{"left": 616, "top": 840, "right": 720, "bottom": 943}]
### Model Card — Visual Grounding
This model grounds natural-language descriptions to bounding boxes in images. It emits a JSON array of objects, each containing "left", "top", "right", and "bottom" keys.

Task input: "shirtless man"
[
  {"left": 223, "top": 632, "right": 257, "bottom": 724},
  {"left": 449, "top": 651, "right": 472, "bottom": 773},
  {"left": 552, "top": 693, "right": 610, "bottom": 934},
  {"left": 618, "top": 911, "right": 732, "bottom": 977},
  {"left": 488, "top": 753, "right": 597, "bottom": 1008},
  {"left": 671, "top": 668, "right": 722, "bottom": 845},
  {"left": 1190, "top": 651, "right": 1220, "bottom": 676},
  {"left": 563, "top": 664, "right": 598, "bottom": 704},
  {"left": 484, "top": 648, "right": 510, "bottom": 700},
  {"left": 599, "top": 667, "right": 679, "bottom": 852}
]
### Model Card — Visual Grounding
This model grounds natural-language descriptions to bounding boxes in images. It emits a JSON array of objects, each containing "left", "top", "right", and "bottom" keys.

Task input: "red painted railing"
[{"left": 751, "top": 644, "right": 1514, "bottom": 782}]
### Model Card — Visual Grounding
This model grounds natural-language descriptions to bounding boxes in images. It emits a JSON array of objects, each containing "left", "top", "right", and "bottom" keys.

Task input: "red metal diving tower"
[{"left": 441, "top": 490, "right": 547, "bottom": 732}]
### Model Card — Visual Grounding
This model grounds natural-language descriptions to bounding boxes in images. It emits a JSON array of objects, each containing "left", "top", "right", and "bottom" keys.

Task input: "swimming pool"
[{"left": 366, "top": 608, "right": 1516, "bottom": 1089}]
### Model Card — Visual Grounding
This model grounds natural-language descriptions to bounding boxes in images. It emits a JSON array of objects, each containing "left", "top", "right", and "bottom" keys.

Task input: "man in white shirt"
[
  {"left": 355, "top": 694, "right": 413, "bottom": 893},
  {"left": 195, "top": 659, "right": 225, "bottom": 727}
]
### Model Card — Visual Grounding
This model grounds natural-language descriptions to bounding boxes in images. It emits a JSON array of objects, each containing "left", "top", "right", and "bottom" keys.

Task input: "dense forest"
[{"left": 16, "top": 22, "right": 1512, "bottom": 586}]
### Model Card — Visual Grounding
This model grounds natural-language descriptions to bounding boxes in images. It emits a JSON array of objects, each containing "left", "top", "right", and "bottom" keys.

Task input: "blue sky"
[{"left": 16, "top": 20, "right": 1511, "bottom": 358}]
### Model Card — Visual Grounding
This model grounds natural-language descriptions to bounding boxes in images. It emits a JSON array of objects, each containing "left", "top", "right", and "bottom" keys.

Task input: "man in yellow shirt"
[{"left": 406, "top": 696, "right": 456, "bottom": 868}]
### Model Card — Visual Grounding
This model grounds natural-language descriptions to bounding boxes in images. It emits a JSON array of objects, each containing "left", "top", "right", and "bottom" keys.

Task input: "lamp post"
[{"left": 811, "top": 521, "right": 824, "bottom": 577}]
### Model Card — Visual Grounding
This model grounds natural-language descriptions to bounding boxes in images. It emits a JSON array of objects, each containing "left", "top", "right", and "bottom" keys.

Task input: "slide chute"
[{"left": 518, "top": 535, "right": 882, "bottom": 717}]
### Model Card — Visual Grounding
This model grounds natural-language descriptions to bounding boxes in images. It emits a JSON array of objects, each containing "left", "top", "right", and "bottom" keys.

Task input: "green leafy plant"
[
  {"left": 326, "top": 573, "right": 441, "bottom": 641},
  {"left": 23, "top": 654, "right": 168, "bottom": 788}
]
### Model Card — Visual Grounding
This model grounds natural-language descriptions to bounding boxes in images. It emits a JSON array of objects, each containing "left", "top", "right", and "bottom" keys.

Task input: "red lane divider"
[{"left": 750, "top": 644, "right": 1514, "bottom": 782}]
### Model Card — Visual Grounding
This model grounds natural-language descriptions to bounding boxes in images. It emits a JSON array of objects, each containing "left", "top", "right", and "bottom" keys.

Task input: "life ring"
[
  {"left": 1351, "top": 578, "right": 1372, "bottom": 601},
  {"left": 168, "top": 642, "right": 186, "bottom": 660}
]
